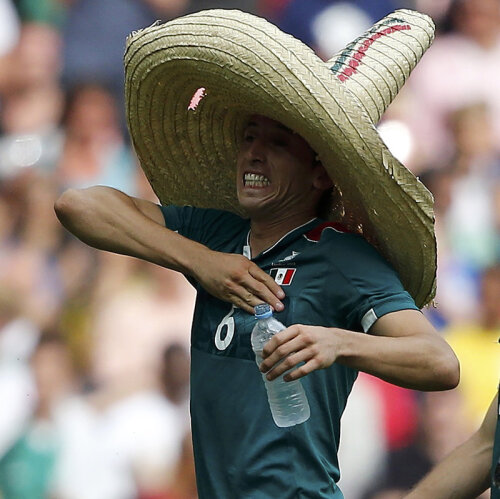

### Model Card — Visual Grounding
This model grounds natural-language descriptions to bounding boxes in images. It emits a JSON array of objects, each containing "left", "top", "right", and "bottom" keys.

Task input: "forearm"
[
  {"left": 260, "top": 310, "right": 459, "bottom": 388},
  {"left": 54, "top": 186, "right": 208, "bottom": 275},
  {"left": 336, "top": 329, "right": 459, "bottom": 390},
  {"left": 405, "top": 434, "right": 491, "bottom": 498}
]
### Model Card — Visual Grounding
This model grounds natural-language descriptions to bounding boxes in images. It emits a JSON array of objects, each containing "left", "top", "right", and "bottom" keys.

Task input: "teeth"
[{"left": 244, "top": 173, "right": 270, "bottom": 187}]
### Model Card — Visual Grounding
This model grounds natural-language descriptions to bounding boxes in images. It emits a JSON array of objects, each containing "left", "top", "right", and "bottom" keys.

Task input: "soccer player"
[{"left": 54, "top": 9, "right": 459, "bottom": 498}]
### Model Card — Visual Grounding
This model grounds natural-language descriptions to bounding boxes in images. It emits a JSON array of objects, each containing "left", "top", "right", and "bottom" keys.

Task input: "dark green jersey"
[
  {"left": 492, "top": 388, "right": 500, "bottom": 499},
  {"left": 161, "top": 206, "right": 418, "bottom": 499}
]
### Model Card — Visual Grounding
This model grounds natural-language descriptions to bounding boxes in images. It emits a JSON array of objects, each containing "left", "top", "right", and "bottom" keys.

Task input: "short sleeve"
[
  {"left": 324, "top": 231, "right": 419, "bottom": 332},
  {"left": 159, "top": 206, "right": 248, "bottom": 251}
]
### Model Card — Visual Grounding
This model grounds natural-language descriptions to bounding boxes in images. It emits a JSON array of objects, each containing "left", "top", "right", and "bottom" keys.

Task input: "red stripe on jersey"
[
  {"left": 305, "top": 222, "right": 350, "bottom": 242},
  {"left": 282, "top": 268, "right": 295, "bottom": 285}
]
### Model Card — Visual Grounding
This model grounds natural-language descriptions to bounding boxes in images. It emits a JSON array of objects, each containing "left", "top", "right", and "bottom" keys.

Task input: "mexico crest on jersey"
[{"left": 270, "top": 268, "right": 296, "bottom": 285}]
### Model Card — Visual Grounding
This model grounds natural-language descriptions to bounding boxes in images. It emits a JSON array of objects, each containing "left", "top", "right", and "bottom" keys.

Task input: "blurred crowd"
[{"left": 0, "top": 0, "right": 498, "bottom": 498}]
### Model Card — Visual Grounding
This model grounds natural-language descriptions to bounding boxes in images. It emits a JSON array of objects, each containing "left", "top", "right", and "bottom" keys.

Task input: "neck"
[{"left": 249, "top": 211, "right": 316, "bottom": 257}]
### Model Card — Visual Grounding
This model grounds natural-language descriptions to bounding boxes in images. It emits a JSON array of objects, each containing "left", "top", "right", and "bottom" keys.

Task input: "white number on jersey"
[{"left": 215, "top": 305, "right": 235, "bottom": 350}]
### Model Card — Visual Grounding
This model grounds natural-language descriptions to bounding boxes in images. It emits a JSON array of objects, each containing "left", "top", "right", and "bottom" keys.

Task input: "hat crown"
[{"left": 326, "top": 9, "right": 435, "bottom": 124}]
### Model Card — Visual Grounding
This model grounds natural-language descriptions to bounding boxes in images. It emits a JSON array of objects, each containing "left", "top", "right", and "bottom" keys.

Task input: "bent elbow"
[
  {"left": 54, "top": 188, "right": 88, "bottom": 226},
  {"left": 435, "top": 349, "right": 460, "bottom": 391}
]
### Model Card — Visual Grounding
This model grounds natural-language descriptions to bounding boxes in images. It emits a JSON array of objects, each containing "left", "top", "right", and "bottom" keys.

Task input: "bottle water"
[{"left": 251, "top": 303, "right": 310, "bottom": 427}]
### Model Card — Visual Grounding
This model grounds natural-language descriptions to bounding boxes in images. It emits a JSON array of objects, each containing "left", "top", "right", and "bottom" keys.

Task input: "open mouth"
[{"left": 243, "top": 172, "right": 270, "bottom": 188}]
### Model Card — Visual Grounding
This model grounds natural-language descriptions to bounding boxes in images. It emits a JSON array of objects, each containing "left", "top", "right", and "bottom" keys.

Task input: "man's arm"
[
  {"left": 54, "top": 186, "right": 284, "bottom": 314},
  {"left": 404, "top": 392, "right": 497, "bottom": 498},
  {"left": 260, "top": 309, "right": 459, "bottom": 390}
]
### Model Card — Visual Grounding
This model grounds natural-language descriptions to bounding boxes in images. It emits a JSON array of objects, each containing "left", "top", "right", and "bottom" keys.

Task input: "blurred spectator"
[
  {"left": 160, "top": 342, "right": 191, "bottom": 429},
  {"left": 187, "top": 0, "right": 256, "bottom": 14},
  {"left": 338, "top": 373, "right": 386, "bottom": 499},
  {"left": 0, "top": 21, "right": 64, "bottom": 179},
  {"left": 444, "top": 103, "right": 500, "bottom": 271},
  {"left": 444, "top": 265, "right": 500, "bottom": 429},
  {"left": 0, "top": 21, "right": 61, "bottom": 96},
  {"left": 364, "top": 390, "right": 470, "bottom": 499},
  {"left": 16, "top": 0, "right": 67, "bottom": 28},
  {"left": 0, "top": 333, "right": 77, "bottom": 498},
  {"left": 0, "top": 171, "right": 67, "bottom": 330},
  {"left": 140, "top": 343, "right": 196, "bottom": 499},
  {"left": 257, "top": 0, "right": 291, "bottom": 20},
  {"left": 0, "top": 83, "right": 64, "bottom": 177},
  {"left": 269, "top": 0, "right": 409, "bottom": 59},
  {"left": 56, "top": 81, "right": 137, "bottom": 193},
  {"left": 60, "top": 0, "right": 190, "bottom": 129},
  {"left": 0, "top": 0, "right": 19, "bottom": 57},
  {"left": 407, "top": 0, "right": 500, "bottom": 168},
  {"left": 419, "top": 101, "right": 500, "bottom": 326},
  {"left": 51, "top": 376, "right": 184, "bottom": 499},
  {"left": 158, "top": 431, "right": 198, "bottom": 499},
  {"left": 90, "top": 257, "right": 195, "bottom": 395},
  {"left": 418, "top": 166, "right": 478, "bottom": 327},
  {"left": 414, "top": 0, "right": 453, "bottom": 24},
  {"left": 0, "top": 0, "right": 20, "bottom": 98},
  {"left": 0, "top": 287, "right": 39, "bottom": 458}
]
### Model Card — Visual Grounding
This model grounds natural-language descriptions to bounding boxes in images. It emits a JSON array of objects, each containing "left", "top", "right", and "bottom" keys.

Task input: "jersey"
[
  {"left": 160, "top": 206, "right": 419, "bottom": 499},
  {"left": 492, "top": 387, "right": 500, "bottom": 499}
]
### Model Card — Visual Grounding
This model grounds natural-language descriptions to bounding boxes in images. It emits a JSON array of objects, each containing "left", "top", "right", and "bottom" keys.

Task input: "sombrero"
[{"left": 124, "top": 9, "right": 437, "bottom": 309}]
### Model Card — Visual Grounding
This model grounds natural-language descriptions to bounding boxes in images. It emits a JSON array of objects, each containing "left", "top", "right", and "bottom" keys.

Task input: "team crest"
[{"left": 270, "top": 268, "right": 296, "bottom": 285}]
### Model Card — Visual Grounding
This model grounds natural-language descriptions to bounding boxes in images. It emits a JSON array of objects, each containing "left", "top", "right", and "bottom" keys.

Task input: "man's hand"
[
  {"left": 259, "top": 325, "right": 341, "bottom": 381},
  {"left": 194, "top": 250, "right": 285, "bottom": 314}
]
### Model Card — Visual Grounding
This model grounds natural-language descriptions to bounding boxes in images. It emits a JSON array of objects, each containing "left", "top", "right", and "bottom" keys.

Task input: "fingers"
[
  {"left": 248, "top": 265, "right": 285, "bottom": 311},
  {"left": 260, "top": 327, "right": 303, "bottom": 375},
  {"left": 228, "top": 286, "right": 263, "bottom": 315},
  {"left": 261, "top": 326, "right": 300, "bottom": 360},
  {"left": 259, "top": 325, "right": 334, "bottom": 381},
  {"left": 263, "top": 348, "right": 322, "bottom": 382},
  {"left": 283, "top": 358, "right": 322, "bottom": 382},
  {"left": 201, "top": 253, "right": 285, "bottom": 313}
]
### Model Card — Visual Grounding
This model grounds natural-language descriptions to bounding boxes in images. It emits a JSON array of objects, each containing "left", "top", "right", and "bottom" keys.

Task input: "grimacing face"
[{"left": 236, "top": 115, "right": 332, "bottom": 219}]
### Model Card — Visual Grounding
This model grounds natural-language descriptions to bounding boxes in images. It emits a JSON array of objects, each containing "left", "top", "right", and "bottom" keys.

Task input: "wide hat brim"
[{"left": 124, "top": 9, "right": 436, "bottom": 309}]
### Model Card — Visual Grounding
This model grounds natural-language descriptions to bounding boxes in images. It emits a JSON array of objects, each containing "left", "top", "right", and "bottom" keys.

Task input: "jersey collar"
[{"left": 243, "top": 218, "right": 322, "bottom": 261}]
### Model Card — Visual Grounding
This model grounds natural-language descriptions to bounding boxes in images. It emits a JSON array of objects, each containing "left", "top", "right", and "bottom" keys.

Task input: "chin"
[{"left": 238, "top": 196, "right": 265, "bottom": 215}]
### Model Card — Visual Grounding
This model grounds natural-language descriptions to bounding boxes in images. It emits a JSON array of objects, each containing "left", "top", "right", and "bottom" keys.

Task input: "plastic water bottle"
[{"left": 251, "top": 303, "right": 310, "bottom": 427}]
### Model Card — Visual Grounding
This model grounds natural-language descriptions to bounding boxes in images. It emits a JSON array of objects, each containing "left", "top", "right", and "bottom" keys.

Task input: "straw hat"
[{"left": 124, "top": 9, "right": 436, "bottom": 309}]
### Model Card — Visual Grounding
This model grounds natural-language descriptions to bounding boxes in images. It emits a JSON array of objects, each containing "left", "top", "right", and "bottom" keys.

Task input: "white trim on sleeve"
[{"left": 361, "top": 308, "right": 378, "bottom": 332}]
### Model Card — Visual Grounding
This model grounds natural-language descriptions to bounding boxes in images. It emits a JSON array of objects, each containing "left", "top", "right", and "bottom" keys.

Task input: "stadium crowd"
[{"left": 0, "top": 0, "right": 498, "bottom": 498}]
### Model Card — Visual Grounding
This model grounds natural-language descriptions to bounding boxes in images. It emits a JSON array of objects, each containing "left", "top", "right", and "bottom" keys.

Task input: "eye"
[
  {"left": 272, "top": 138, "right": 288, "bottom": 148},
  {"left": 244, "top": 133, "right": 255, "bottom": 143}
]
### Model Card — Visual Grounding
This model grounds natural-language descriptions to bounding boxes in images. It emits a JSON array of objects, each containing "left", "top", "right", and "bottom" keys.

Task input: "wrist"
[
  {"left": 174, "top": 237, "right": 212, "bottom": 278},
  {"left": 334, "top": 328, "right": 362, "bottom": 365}
]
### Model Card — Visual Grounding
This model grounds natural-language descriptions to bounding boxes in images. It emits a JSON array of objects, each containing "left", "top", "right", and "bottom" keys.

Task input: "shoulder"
[
  {"left": 161, "top": 206, "right": 248, "bottom": 252},
  {"left": 160, "top": 205, "right": 245, "bottom": 231},
  {"left": 304, "top": 221, "right": 385, "bottom": 263}
]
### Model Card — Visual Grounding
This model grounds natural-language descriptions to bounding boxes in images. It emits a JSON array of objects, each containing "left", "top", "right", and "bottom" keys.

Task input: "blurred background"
[{"left": 0, "top": 0, "right": 498, "bottom": 498}]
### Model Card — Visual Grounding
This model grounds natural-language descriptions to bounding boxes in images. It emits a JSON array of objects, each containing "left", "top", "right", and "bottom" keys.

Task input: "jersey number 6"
[{"left": 215, "top": 305, "right": 235, "bottom": 350}]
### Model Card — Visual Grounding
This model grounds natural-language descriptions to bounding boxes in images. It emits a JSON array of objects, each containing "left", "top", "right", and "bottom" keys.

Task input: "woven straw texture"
[{"left": 124, "top": 9, "right": 437, "bottom": 308}]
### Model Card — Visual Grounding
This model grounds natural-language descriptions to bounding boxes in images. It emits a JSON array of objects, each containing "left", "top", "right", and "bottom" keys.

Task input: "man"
[
  {"left": 405, "top": 389, "right": 499, "bottom": 498},
  {"left": 55, "top": 9, "right": 459, "bottom": 498}
]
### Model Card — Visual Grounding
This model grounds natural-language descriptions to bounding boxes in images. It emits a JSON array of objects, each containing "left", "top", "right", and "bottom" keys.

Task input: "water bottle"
[{"left": 251, "top": 303, "right": 310, "bottom": 427}]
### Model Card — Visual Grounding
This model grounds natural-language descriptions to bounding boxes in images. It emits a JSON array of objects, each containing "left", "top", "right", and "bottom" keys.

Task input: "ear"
[{"left": 312, "top": 163, "right": 333, "bottom": 191}]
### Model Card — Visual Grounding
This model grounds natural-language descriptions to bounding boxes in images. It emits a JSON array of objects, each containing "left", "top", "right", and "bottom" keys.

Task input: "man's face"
[{"left": 236, "top": 115, "right": 328, "bottom": 218}]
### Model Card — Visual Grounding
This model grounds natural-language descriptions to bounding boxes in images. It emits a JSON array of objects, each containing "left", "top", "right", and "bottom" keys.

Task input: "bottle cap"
[{"left": 254, "top": 303, "right": 273, "bottom": 319}]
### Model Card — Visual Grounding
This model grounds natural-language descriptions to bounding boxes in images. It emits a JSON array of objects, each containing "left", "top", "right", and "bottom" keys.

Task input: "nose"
[{"left": 247, "top": 137, "right": 266, "bottom": 163}]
